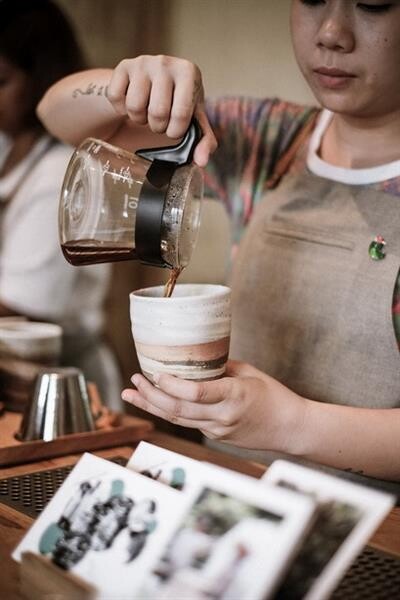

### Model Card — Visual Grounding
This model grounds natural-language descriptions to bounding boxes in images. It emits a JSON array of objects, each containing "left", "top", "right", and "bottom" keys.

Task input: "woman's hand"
[
  {"left": 121, "top": 359, "right": 307, "bottom": 453},
  {"left": 107, "top": 55, "right": 217, "bottom": 167},
  {"left": 122, "top": 359, "right": 400, "bottom": 481}
]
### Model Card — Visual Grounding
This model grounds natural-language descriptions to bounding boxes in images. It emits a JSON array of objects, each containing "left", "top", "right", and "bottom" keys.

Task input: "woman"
[
  {"left": 38, "top": 0, "right": 400, "bottom": 493},
  {"left": 0, "top": 0, "right": 122, "bottom": 409}
]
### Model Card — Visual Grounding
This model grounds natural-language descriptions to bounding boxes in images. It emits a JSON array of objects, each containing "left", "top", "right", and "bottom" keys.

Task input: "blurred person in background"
[{"left": 0, "top": 0, "right": 122, "bottom": 409}]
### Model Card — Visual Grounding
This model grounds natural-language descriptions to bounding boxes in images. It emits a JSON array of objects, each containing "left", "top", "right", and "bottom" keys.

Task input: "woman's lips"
[{"left": 313, "top": 67, "right": 356, "bottom": 90}]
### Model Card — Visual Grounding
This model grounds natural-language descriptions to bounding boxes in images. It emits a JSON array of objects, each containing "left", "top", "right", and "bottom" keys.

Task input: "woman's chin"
[{"left": 309, "top": 89, "right": 367, "bottom": 117}]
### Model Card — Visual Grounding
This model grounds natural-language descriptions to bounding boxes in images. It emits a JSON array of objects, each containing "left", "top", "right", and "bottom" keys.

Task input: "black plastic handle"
[
  {"left": 135, "top": 119, "right": 202, "bottom": 166},
  {"left": 135, "top": 160, "right": 176, "bottom": 267}
]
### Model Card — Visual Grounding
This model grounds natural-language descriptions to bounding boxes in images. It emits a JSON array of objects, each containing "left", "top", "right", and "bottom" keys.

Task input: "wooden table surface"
[{"left": 1, "top": 430, "right": 399, "bottom": 600}]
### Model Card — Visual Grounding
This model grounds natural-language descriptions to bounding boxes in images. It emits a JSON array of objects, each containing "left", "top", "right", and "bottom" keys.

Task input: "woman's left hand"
[{"left": 121, "top": 360, "right": 307, "bottom": 453}]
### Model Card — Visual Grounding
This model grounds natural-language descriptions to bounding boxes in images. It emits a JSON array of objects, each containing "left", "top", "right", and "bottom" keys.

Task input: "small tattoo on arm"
[{"left": 72, "top": 82, "right": 108, "bottom": 99}]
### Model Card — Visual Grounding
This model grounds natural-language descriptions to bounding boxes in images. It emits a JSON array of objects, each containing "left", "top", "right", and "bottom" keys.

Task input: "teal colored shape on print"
[
  {"left": 171, "top": 467, "right": 186, "bottom": 490},
  {"left": 146, "top": 518, "right": 158, "bottom": 533},
  {"left": 111, "top": 479, "right": 125, "bottom": 497},
  {"left": 38, "top": 523, "right": 64, "bottom": 554}
]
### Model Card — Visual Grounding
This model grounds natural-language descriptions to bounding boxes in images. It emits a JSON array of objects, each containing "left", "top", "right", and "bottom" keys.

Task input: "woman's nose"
[{"left": 316, "top": 10, "right": 355, "bottom": 53}]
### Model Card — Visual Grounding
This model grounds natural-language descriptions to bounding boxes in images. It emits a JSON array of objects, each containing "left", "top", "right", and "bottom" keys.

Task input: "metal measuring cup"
[{"left": 16, "top": 367, "right": 95, "bottom": 442}]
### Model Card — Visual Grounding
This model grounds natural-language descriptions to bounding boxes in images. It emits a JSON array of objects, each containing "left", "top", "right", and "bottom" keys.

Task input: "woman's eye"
[
  {"left": 300, "top": 0, "right": 393, "bottom": 10},
  {"left": 300, "top": 0, "right": 325, "bottom": 5},
  {"left": 357, "top": 3, "right": 393, "bottom": 12}
]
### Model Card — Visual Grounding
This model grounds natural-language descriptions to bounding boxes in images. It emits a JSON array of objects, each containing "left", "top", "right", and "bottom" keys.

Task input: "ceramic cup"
[
  {"left": 0, "top": 321, "right": 62, "bottom": 365},
  {"left": 130, "top": 284, "right": 231, "bottom": 382}
]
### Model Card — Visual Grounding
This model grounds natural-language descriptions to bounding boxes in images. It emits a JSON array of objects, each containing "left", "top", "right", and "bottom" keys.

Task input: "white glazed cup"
[
  {"left": 0, "top": 321, "right": 62, "bottom": 365},
  {"left": 130, "top": 284, "right": 231, "bottom": 382}
]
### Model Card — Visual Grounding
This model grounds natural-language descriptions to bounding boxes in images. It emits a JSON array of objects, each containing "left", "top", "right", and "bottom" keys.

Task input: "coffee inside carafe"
[{"left": 61, "top": 241, "right": 138, "bottom": 265}]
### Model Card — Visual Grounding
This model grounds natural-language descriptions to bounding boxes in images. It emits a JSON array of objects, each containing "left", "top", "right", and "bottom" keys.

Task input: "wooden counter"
[{"left": 1, "top": 431, "right": 399, "bottom": 600}]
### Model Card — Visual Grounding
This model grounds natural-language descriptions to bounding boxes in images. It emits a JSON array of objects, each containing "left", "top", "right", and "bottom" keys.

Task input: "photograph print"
[
  {"left": 139, "top": 475, "right": 316, "bottom": 600},
  {"left": 13, "top": 453, "right": 189, "bottom": 600},
  {"left": 264, "top": 460, "right": 395, "bottom": 600}
]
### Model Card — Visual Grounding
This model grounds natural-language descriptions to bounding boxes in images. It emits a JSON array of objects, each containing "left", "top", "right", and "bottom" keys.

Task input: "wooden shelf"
[{"left": 0, "top": 411, "right": 153, "bottom": 467}]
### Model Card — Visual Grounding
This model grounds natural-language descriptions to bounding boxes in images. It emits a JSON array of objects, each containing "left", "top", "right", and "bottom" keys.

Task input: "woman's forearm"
[
  {"left": 37, "top": 68, "right": 124, "bottom": 146},
  {"left": 291, "top": 399, "right": 400, "bottom": 481},
  {"left": 38, "top": 57, "right": 216, "bottom": 164},
  {"left": 121, "top": 360, "right": 400, "bottom": 483}
]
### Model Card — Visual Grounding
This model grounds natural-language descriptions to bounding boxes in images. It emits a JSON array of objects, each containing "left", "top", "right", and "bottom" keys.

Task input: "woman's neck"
[
  {"left": 0, "top": 128, "right": 42, "bottom": 177},
  {"left": 320, "top": 110, "right": 400, "bottom": 169}
]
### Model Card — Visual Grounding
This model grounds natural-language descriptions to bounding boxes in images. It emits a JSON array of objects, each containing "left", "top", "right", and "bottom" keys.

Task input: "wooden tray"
[
  {"left": 20, "top": 552, "right": 96, "bottom": 600},
  {"left": 0, "top": 411, "right": 153, "bottom": 467}
]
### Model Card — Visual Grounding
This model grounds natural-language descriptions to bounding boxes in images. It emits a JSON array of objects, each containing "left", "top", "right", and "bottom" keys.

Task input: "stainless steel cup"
[{"left": 16, "top": 367, "right": 95, "bottom": 441}]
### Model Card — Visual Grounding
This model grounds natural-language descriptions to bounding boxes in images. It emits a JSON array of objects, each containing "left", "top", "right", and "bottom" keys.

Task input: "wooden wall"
[{"left": 56, "top": 0, "right": 170, "bottom": 67}]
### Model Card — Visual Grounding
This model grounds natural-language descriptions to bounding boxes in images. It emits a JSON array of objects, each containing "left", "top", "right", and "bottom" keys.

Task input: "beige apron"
[{"left": 217, "top": 171, "right": 400, "bottom": 495}]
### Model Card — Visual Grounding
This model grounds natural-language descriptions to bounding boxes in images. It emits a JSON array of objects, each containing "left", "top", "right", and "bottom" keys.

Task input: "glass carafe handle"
[
  {"left": 135, "top": 119, "right": 202, "bottom": 166},
  {"left": 134, "top": 119, "right": 203, "bottom": 268}
]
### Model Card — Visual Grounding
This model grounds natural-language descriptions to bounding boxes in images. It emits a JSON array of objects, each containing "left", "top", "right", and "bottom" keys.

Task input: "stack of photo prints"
[{"left": 13, "top": 441, "right": 395, "bottom": 599}]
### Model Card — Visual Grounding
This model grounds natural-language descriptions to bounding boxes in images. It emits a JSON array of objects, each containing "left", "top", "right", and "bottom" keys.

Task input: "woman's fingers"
[
  {"left": 109, "top": 59, "right": 153, "bottom": 124},
  {"left": 107, "top": 62, "right": 130, "bottom": 115},
  {"left": 147, "top": 73, "right": 174, "bottom": 133},
  {"left": 123, "top": 374, "right": 224, "bottom": 420},
  {"left": 124, "top": 73, "right": 151, "bottom": 125},
  {"left": 153, "top": 372, "right": 234, "bottom": 405},
  {"left": 192, "top": 106, "right": 218, "bottom": 167},
  {"left": 225, "top": 359, "right": 263, "bottom": 379},
  {"left": 122, "top": 387, "right": 213, "bottom": 430},
  {"left": 166, "top": 60, "right": 201, "bottom": 138}
]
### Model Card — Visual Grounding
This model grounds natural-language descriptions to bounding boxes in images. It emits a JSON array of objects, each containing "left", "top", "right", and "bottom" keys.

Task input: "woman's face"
[
  {"left": 291, "top": 0, "right": 400, "bottom": 118},
  {"left": 0, "top": 55, "right": 33, "bottom": 136}
]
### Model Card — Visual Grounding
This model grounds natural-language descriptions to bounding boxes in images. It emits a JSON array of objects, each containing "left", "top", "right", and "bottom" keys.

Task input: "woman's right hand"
[{"left": 107, "top": 55, "right": 217, "bottom": 167}]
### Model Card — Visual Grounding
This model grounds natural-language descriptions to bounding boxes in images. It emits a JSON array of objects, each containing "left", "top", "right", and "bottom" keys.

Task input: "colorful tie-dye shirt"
[{"left": 204, "top": 96, "right": 400, "bottom": 346}]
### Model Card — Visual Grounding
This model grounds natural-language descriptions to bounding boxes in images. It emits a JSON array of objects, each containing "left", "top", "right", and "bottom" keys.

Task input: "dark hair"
[{"left": 0, "top": 0, "right": 86, "bottom": 128}]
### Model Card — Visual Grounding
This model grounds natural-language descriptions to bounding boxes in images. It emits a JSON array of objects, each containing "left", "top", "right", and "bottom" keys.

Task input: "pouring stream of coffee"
[{"left": 164, "top": 267, "right": 183, "bottom": 298}]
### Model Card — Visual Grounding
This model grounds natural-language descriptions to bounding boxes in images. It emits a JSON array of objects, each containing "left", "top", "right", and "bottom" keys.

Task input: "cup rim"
[
  {"left": 130, "top": 283, "right": 231, "bottom": 302},
  {"left": 0, "top": 321, "right": 63, "bottom": 339}
]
